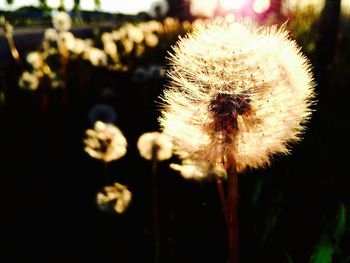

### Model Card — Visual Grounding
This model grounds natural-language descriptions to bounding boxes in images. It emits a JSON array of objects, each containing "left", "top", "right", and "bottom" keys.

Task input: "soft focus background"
[{"left": 1, "top": 0, "right": 350, "bottom": 262}]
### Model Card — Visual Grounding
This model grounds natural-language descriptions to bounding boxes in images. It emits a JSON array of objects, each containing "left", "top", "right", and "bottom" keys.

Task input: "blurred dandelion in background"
[
  {"left": 137, "top": 131, "right": 173, "bottom": 161},
  {"left": 170, "top": 159, "right": 226, "bottom": 180},
  {"left": 96, "top": 182, "right": 132, "bottom": 214},
  {"left": 137, "top": 131, "right": 173, "bottom": 263},
  {"left": 84, "top": 121, "right": 127, "bottom": 163}
]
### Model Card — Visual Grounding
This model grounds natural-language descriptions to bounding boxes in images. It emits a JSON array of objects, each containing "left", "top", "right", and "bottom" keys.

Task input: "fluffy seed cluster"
[
  {"left": 84, "top": 121, "right": 127, "bottom": 162},
  {"left": 170, "top": 159, "right": 226, "bottom": 180},
  {"left": 96, "top": 182, "right": 132, "bottom": 214},
  {"left": 137, "top": 131, "right": 173, "bottom": 161},
  {"left": 160, "top": 21, "right": 315, "bottom": 173}
]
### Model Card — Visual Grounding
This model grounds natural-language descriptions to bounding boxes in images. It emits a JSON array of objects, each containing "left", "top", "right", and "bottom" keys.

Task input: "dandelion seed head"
[
  {"left": 96, "top": 182, "right": 132, "bottom": 214},
  {"left": 26, "top": 51, "right": 43, "bottom": 70},
  {"left": 52, "top": 11, "right": 71, "bottom": 32},
  {"left": 18, "top": 71, "right": 39, "bottom": 91},
  {"left": 84, "top": 121, "right": 127, "bottom": 162},
  {"left": 160, "top": 21, "right": 315, "bottom": 173},
  {"left": 137, "top": 132, "right": 173, "bottom": 161},
  {"left": 44, "top": 28, "right": 58, "bottom": 42}
]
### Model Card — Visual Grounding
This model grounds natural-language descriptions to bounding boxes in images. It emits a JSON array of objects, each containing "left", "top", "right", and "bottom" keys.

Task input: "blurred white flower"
[
  {"left": 58, "top": 31, "right": 76, "bottom": 51},
  {"left": 44, "top": 28, "right": 58, "bottom": 42},
  {"left": 52, "top": 11, "right": 71, "bottom": 32},
  {"left": 170, "top": 159, "right": 226, "bottom": 180},
  {"left": 84, "top": 121, "right": 127, "bottom": 162},
  {"left": 144, "top": 33, "right": 159, "bottom": 47},
  {"left": 18, "top": 71, "right": 39, "bottom": 91},
  {"left": 26, "top": 51, "right": 43, "bottom": 70},
  {"left": 127, "top": 26, "right": 144, "bottom": 44},
  {"left": 96, "top": 182, "right": 132, "bottom": 214},
  {"left": 137, "top": 132, "right": 173, "bottom": 161},
  {"left": 70, "top": 38, "right": 89, "bottom": 55},
  {"left": 84, "top": 47, "right": 108, "bottom": 67}
]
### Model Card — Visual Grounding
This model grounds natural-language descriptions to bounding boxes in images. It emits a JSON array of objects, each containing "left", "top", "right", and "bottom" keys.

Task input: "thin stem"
[
  {"left": 151, "top": 145, "right": 160, "bottom": 263},
  {"left": 103, "top": 161, "right": 109, "bottom": 181},
  {"left": 226, "top": 156, "right": 239, "bottom": 263},
  {"left": 216, "top": 178, "right": 228, "bottom": 226},
  {"left": 4, "top": 23, "right": 21, "bottom": 65}
]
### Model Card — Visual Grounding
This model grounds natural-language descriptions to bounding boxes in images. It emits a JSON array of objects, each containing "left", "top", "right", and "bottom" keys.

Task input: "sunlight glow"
[
  {"left": 221, "top": 0, "right": 246, "bottom": 10},
  {"left": 0, "top": 0, "right": 165, "bottom": 14},
  {"left": 253, "top": 0, "right": 270, "bottom": 14}
]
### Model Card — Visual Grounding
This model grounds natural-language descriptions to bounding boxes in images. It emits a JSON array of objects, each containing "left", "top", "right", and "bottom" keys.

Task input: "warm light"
[
  {"left": 253, "top": 0, "right": 270, "bottom": 13},
  {"left": 221, "top": 0, "right": 246, "bottom": 10},
  {"left": 189, "top": 0, "right": 217, "bottom": 17}
]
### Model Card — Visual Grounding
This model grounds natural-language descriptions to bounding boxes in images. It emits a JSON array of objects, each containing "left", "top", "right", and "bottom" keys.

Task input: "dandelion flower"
[
  {"left": 52, "top": 11, "right": 71, "bottom": 32},
  {"left": 159, "top": 21, "right": 315, "bottom": 173},
  {"left": 137, "top": 132, "right": 173, "bottom": 161},
  {"left": 96, "top": 182, "right": 132, "bottom": 214},
  {"left": 84, "top": 121, "right": 127, "bottom": 162}
]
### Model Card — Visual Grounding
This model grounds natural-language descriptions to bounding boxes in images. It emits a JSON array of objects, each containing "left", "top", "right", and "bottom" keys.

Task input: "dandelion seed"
[
  {"left": 159, "top": 20, "right": 315, "bottom": 173},
  {"left": 96, "top": 182, "right": 132, "bottom": 214},
  {"left": 137, "top": 132, "right": 173, "bottom": 161},
  {"left": 84, "top": 121, "right": 127, "bottom": 162}
]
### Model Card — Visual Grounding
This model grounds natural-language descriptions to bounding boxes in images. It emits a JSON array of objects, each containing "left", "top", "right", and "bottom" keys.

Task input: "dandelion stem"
[
  {"left": 4, "top": 23, "right": 21, "bottom": 66},
  {"left": 226, "top": 156, "right": 239, "bottom": 263},
  {"left": 103, "top": 161, "right": 109, "bottom": 178},
  {"left": 216, "top": 178, "right": 228, "bottom": 226},
  {"left": 151, "top": 145, "right": 160, "bottom": 263}
]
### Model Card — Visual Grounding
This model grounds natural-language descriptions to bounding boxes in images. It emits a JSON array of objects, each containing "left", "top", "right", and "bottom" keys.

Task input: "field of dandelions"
[{"left": 1, "top": 1, "right": 350, "bottom": 262}]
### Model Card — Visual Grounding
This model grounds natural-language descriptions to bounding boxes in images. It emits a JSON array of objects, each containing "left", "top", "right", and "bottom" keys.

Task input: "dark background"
[{"left": 1, "top": 1, "right": 350, "bottom": 262}]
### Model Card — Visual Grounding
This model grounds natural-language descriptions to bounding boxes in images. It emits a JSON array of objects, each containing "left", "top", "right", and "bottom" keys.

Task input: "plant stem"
[
  {"left": 216, "top": 178, "right": 228, "bottom": 226},
  {"left": 151, "top": 145, "right": 160, "bottom": 263},
  {"left": 103, "top": 161, "right": 109, "bottom": 180},
  {"left": 226, "top": 156, "right": 239, "bottom": 263}
]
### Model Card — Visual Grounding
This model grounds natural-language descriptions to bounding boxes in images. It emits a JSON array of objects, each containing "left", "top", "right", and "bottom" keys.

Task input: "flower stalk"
[
  {"left": 151, "top": 144, "right": 160, "bottom": 263},
  {"left": 226, "top": 156, "right": 239, "bottom": 263}
]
